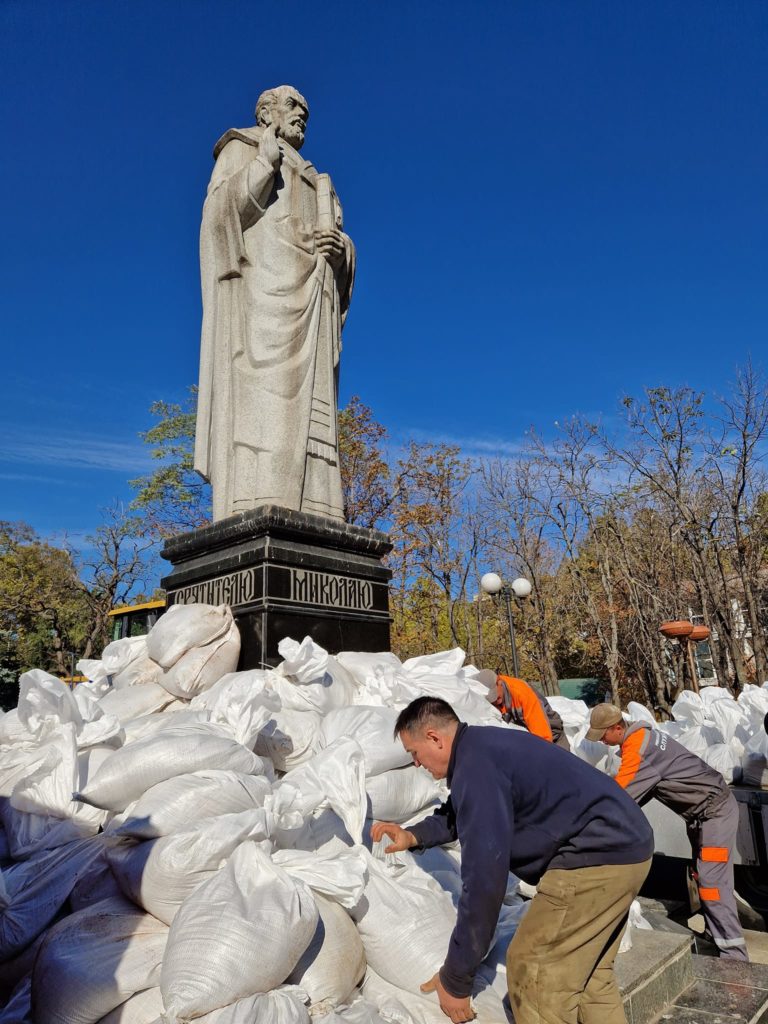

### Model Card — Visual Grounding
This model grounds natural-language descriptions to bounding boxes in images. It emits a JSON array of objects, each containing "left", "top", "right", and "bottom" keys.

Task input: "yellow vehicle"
[{"left": 108, "top": 599, "right": 167, "bottom": 641}]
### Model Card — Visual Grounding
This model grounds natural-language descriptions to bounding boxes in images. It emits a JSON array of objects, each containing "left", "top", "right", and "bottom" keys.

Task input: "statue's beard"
[{"left": 279, "top": 122, "right": 305, "bottom": 151}]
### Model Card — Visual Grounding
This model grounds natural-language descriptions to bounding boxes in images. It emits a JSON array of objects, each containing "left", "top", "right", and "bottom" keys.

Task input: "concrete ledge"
[{"left": 616, "top": 930, "right": 693, "bottom": 1024}]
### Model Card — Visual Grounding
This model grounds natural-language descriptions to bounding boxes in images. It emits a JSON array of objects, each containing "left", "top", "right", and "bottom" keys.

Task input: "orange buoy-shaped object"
[
  {"left": 659, "top": 620, "right": 694, "bottom": 639},
  {"left": 689, "top": 625, "right": 711, "bottom": 642}
]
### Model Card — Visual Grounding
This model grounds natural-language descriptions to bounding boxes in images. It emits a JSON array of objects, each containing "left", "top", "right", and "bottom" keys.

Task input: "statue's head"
[{"left": 255, "top": 85, "right": 309, "bottom": 151}]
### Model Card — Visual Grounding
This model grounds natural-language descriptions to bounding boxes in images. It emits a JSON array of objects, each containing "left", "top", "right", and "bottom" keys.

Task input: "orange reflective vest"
[{"left": 496, "top": 675, "right": 564, "bottom": 744}]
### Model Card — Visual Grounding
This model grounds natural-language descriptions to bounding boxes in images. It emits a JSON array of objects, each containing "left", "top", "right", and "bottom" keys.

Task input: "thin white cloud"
[
  {"left": 0, "top": 471, "right": 81, "bottom": 486},
  {"left": 0, "top": 432, "right": 153, "bottom": 473},
  {"left": 399, "top": 428, "right": 530, "bottom": 460}
]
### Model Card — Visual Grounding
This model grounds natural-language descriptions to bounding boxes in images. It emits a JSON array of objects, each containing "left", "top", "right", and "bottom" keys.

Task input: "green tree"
[
  {"left": 131, "top": 387, "right": 212, "bottom": 540},
  {"left": 0, "top": 522, "right": 91, "bottom": 703}
]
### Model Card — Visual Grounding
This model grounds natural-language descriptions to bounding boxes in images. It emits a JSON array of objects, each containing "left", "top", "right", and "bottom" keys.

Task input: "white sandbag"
[
  {"left": 0, "top": 835, "right": 105, "bottom": 959},
  {"left": 121, "top": 707, "right": 210, "bottom": 744},
  {"left": 5, "top": 728, "right": 106, "bottom": 847},
  {"left": 672, "top": 723, "right": 723, "bottom": 757},
  {"left": 10, "top": 723, "right": 79, "bottom": 818},
  {"left": 0, "top": 975, "right": 31, "bottom": 1024},
  {"left": 191, "top": 670, "right": 280, "bottom": 748},
  {"left": 102, "top": 637, "right": 163, "bottom": 689},
  {"left": 394, "top": 843, "right": 463, "bottom": 899},
  {"left": 627, "top": 701, "right": 655, "bottom": 725},
  {"left": 108, "top": 810, "right": 275, "bottom": 924},
  {"left": 157, "top": 618, "right": 241, "bottom": 700},
  {"left": 31, "top": 896, "right": 168, "bottom": 1024},
  {"left": 160, "top": 843, "right": 318, "bottom": 1022},
  {"left": 737, "top": 684, "right": 768, "bottom": 719},
  {"left": 10, "top": 728, "right": 107, "bottom": 833},
  {"left": 256, "top": 707, "right": 322, "bottom": 771},
  {"left": 366, "top": 766, "right": 443, "bottom": 824},
  {"left": 273, "top": 842, "right": 368, "bottom": 909},
  {"left": 618, "top": 898, "right": 653, "bottom": 956},
  {"left": 707, "top": 699, "right": 748, "bottom": 746},
  {"left": 279, "top": 636, "right": 330, "bottom": 682},
  {"left": 98, "top": 682, "right": 176, "bottom": 723},
  {"left": 76, "top": 710, "right": 124, "bottom": 751},
  {"left": 701, "top": 743, "right": 741, "bottom": 784},
  {"left": 274, "top": 637, "right": 357, "bottom": 712},
  {"left": 540, "top": 695, "right": 590, "bottom": 734},
  {"left": 189, "top": 986, "right": 311, "bottom": 1024},
  {"left": 287, "top": 894, "right": 366, "bottom": 1011},
  {"left": 351, "top": 850, "right": 455, "bottom": 994},
  {"left": 76, "top": 658, "right": 110, "bottom": 687},
  {"left": 146, "top": 603, "right": 231, "bottom": 670},
  {"left": 274, "top": 806, "right": 358, "bottom": 855},
  {"left": 670, "top": 691, "right": 707, "bottom": 725},
  {"left": 319, "top": 707, "right": 410, "bottom": 777},
  {"left": 0, "top": 932, "right": 43, "bottom": 1010},
  {"left": 102, "top": 636, "right": 149, "bottom": 677},
  {"left": 76, "top": 723, "right": 267, "bottom": 812},
  {"left": 67, "top": 684, "right": 123, "bottom": 749},
  {"left": 108, "top": 770, "right": 273, "bottom": 840},
  {"left": 98, "top": 986, "right": 164, "bottom": 1024},
  {"left": 568, "top": 719, "right": 620, "bottom": 773},
  {"left": 0, "top": 742, "right": 51, "bottom": 798},
  {"left": 16, "top": 670, "right": 83, "bottom": 738},
  {"left": 700, "top": 685, "right": 734, "bottom": 704},
  {"left": 0, "top": 799, "right": 95, "bottom": 861},
  {"left": 741, "top": 730, "right": 768, "bottom": 787},
  {"left": 113, "top": 655, "right": 164, "bottom": 690},
  {"left": 335, "top": 651, "right": 403, "bottom": 689},
  {"left": 362, "top": 967, "right": 507, "bottom": 1024},
  {"left": 277, "top": 739, "right": 367, "bottom": 845},
  {"left": 315, "top": 994, "right": 409, "bottom": 1024},
  {"left": 69, "top": 845, "right": 124, "bottom": 912},
  {"left": 402, "top": 649, "right": 466, "bottom": 677}
]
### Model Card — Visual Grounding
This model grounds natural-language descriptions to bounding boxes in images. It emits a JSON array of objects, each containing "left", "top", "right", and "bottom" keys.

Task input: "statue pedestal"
[{"left": 160, "top": 505, "right": 392, "bottom": 668}]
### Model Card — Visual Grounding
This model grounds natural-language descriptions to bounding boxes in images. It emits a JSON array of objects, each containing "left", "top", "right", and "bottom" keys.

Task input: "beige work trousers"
[{"left": 506, "top": 858, "right": 652, "bottom": 1024}]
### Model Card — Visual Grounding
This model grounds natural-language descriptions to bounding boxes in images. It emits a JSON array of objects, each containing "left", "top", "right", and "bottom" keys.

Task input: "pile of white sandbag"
[
  {"left": 0, "top": 607, "right": 540, "bottom": 1024},
  {"left": 549, "top": 683, "right": 768, "bottom": 785},
  {"left": 6, "top": 601, "right": 739, "bottom": 1022}
]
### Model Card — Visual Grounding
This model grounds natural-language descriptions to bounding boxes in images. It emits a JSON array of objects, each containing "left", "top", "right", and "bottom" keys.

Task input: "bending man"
[
  {"left": 479, "top": 670, "right": 569, "bottom": 749},
  {"left": 588, "top": 703, "right": 747, "bottom": 961},
  {"left": 372, "top": 696, "right": 653, "bottom": 1024}
]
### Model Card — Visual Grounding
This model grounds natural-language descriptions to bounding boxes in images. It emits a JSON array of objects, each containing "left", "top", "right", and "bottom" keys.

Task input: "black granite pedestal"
[{"left": 160, "top": 505, "right": 392, "bottom": 669}]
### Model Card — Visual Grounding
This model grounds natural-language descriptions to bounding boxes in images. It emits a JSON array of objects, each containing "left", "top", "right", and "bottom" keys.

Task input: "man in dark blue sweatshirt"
[{"left": 371, "top": 697, "right": 653, "bottom": 1024}]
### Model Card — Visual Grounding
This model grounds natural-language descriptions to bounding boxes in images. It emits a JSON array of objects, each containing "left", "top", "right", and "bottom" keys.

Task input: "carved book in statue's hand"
[{"left": 315, "top": 173, "right": 340, "bottom": 232}]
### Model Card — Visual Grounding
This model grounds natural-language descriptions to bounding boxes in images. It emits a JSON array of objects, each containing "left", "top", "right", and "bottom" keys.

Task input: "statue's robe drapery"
[{"left": 194, "top": 126, "right": 355, "bottom": 521}]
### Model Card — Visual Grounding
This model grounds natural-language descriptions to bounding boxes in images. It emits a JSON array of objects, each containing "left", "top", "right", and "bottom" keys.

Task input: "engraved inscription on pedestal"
[
  {"left": 290, "top": 568, "right": 373, "bottom": 610},
  {"left": 167, "top": 566, "right": 261, "bottom": 608},
  {"left": 167, "top": 562, "right": 382, "bottom": 615}
]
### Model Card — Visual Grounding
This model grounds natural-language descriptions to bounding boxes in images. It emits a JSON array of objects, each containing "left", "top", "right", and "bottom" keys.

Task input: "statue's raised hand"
[{"left": 259, "top": 124, "right": 281, "bottom": 170}]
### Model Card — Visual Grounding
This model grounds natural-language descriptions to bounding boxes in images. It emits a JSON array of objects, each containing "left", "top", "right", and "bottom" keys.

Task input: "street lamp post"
[{"left": 480, "top": 572, "right": 532, "bottom": 678}]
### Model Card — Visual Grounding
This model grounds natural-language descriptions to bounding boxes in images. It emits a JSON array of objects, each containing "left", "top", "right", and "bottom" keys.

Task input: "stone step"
[
  {"left": 655, "top": 955, "right": 768, "bottom": 1023},
  {"left": 616, "top": 930, "right": 694, "bottom": 1024}
]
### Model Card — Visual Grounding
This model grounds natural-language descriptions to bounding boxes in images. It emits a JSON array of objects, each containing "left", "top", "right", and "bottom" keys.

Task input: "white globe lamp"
[{"left": 480, "top": 572, "right": 503, "bottom": 596}]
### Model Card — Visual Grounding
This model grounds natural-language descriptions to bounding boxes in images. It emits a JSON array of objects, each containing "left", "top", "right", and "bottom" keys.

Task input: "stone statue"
[{"left": 194, "top": 85, "right": 355, "bottom": 522}]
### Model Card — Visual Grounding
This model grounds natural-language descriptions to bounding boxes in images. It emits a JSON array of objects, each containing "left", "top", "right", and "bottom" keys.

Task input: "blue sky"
[{"left": 1, "top": 0, "right": 766, "bottom": 553}]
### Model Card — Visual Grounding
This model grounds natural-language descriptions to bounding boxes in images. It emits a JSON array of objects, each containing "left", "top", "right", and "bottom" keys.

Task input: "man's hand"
[
  {"left": 421, "top": 973, "right": 476, "bottom": 1023},
  {"left": 259, "top": 124, "right": 281, "bottom": 170},
  {"left": 315, "top": 227, "right": 345, "bottom": 269},
  {"left": 370, "top": 820, "right": 417, "bottom": 853}
]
